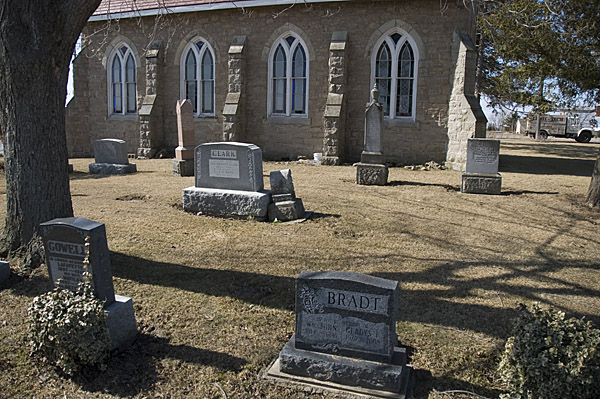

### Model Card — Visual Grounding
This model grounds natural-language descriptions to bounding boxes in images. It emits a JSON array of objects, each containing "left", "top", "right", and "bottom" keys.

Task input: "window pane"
[
  {"left": 396, "top": 79, "right": 412, "bottom": 117},
  {"left": 127, "top": 83, "right": 136, "bottom": 113},
  {"left": 186, "top": 81, "right": 197, "bottom": 113},
  {"left": 291, "top": 78, "right": 306, "bottom": 114},
  {"left": 112, "top": 56, "right": 122, "bottom": 83},
  {"left": 376, "top": 43, "right": 391, "bottom": 78},
  {"left": 185, "top": 50, "right": 196, "bottom": 80},
  {"left": 376, "top": 77, "right": 391, "bottom": 116},
  {"left": 273, "top": 45, "right": 286, "bottom": 78},
  {"left": 113, "top": 83, "right": 122, "bottom": 113},
  {"left": 201, "top": 51, "right": 213, "bottom": 80},
  {"left": 398, "top": 43, "right": 414, "bottom": 78},
  {"left": 273, "top": 78, "right": 286, "bottom": 113},
  {"left": 292, "top": 45, "right": 306, "bottom": 78},
  {"left": 202, "top": 80, "right": 214, "bottom": 114},
  {"left": 125, "top": 54, "right": 135, "bottom": 82}
]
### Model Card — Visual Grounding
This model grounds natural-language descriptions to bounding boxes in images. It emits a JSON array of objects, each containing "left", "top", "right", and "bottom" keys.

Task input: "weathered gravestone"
[
  {"left": 268, "top": 169, "right": 306, "bottom": 222},
  {"left": 0, "top": 261, "right": 10, "bottom": 285},
  {"left": 40, "top": 217, "right": 137, "bottom": 350},
  {"left": 172, "top": 99, "right": 195, "bottom": 177},
  {"left": 266, "top": 271, "right": 413, "bottom": 398},
  {"left": 461, "top": 138, "right": 501, "bottom": 195},
  {"left": 356, "top": 85, "right": 388, "bottom": 185},
  {"left": 89, "top": 139, "right": 137, "bottom": 174},
  {"left": 182, "top": 142, "right": 271, "bottom": 220}
]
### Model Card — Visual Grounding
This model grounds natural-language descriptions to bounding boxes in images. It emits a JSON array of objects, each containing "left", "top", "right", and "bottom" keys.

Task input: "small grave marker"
[
  {"left": 89, "top": 139, "right": 136, "bottom": 174},
  {"left": 172, "top": 99, "right": 195, "bottom": 176},
  {"left": 356, "top": 85, "right": 388, "bottom": 185}
]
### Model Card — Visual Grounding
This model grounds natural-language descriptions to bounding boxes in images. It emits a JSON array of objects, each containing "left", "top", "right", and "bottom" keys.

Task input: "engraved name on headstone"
[
  {"left": 194, "top": 142, "right": 263, "bottom": 191},
  {"left": 41, "top": 217, "right": 115, "bottom": 306},
  {"left": 465, "top": 138, "right": 500, "bottom": 175},
  {"left": 294, "top": 270, "right": 398, "bottom": 363}
]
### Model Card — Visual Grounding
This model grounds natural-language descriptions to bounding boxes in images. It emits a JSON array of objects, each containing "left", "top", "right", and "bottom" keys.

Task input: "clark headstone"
[
  {"left": 183, "top": 142, "right": 271, "bottom": 220},
  {"left": 172, "top": 99, "right": 195, "bottom": 176},
  {"left": 267, "top": 271, "right": 413, "bottom": 398},
  {"left": 461, "top": 138, "right": 501, "bottom": 195},
  {"left": 40, "top": 217, "right": 137, "bottom": 350},
  {"left": 89, "top": 139, "right": 137, "bottom": 174}
]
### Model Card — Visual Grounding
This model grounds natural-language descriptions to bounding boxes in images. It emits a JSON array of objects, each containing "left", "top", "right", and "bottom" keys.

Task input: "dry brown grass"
[{"left": 0, "top": 138, "right": 599, "bottom": 399}]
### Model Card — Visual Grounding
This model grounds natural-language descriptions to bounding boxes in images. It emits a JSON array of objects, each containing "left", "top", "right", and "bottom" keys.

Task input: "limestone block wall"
[
  {"left": 69, "top": 0, "right": 479, "bottom": 164},
  {"left": 446, "top": 30, "right": 487, "bottom": 171},
  {"left": 66, "top": 53, "right": 92, "bottom": 157}
]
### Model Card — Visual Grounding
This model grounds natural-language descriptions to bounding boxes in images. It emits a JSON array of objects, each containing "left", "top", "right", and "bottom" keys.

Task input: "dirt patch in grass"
[{"left": 1, "top": 138, "right": 599, "bottom": 398}]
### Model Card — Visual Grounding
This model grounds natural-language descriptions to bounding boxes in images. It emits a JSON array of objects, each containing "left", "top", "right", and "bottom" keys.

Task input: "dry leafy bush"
[
  {"left": 499, "top": 303, "right": 600, "bottom": 399},
  {"left": 28, "top": 278, "right": 111, "bottom": 376}
]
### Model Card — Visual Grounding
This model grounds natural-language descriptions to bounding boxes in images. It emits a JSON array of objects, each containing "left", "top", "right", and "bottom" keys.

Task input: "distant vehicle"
[{"left": 525, "top": 113, "right": 597, "bottom": 143}]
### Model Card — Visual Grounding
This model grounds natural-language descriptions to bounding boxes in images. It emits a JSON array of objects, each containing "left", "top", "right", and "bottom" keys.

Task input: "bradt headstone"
[
  {"left": 461, "top": 138, "right": 502, "bottom": 195},
  {"left": 172, "top": 99, "right": 195, "bottom": 176},
  {"left": 41, "top": 217, "right": 115, "bottom": 306},
  {"left": 267, "top": 271, "right": 413, "bottom": 397}
]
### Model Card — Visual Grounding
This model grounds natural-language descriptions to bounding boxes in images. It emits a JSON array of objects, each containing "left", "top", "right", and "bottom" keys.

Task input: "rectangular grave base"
[
  {"left": 461, "top": 173, "right": 502, "bottom": 195},
  {"left": 274, "top": 336, "right": 412, "bottom": 397},
  {"left": 182, "top": 186, "right": 271, "bottom": 221},
  {"left": 268, "top": 199, "right": 305, "bottom": 222},
  {"left": 172, "top": 158, "right": 194, "bottom": 177},
  {"left": 106, "top": 295, "right": 137, "bottom": 351},
  {"left": 356, "top": 163, "right": 388, "bottom": 186},
  {"left": 89, "top": 163, "right": 137, "bottom": 175}
]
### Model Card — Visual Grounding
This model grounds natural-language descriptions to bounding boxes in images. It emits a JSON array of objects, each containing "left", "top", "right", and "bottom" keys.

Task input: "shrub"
[
  {"left": 499, "top": 303, "right": 600, "bottom": 399},
  {"left": 28, "top": 277, "right": 111, "bottom": 376}
]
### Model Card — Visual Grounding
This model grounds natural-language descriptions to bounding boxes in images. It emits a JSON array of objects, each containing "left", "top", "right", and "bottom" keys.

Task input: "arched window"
[
  {"left": 180, "top": 39, "right": 215, "bottom": 116},
  {"left": 109, "top": 44, "right": 137, "bottom": 115},
  {"left": 372, "top": 31, "right": 417, "bottom": 119},
  {"left": 268, "top": 33, "right": 308, "bottom": 116}
]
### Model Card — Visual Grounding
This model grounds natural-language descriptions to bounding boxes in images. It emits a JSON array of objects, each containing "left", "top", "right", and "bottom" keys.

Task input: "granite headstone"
[
  {"left": 40, "top": 217, "right": 137, "bottom": 350},
  {"left": 267, "top": 169, "right": 305, "bottom": 222},
  {"left": 268, "top": 271, "right": 413, "bottom": 397},
  {"left": 356, "top": 86, "right": 388, "bottom": 185},
  {"left": 461, "top": 138, "right": 502, "bottom": 195},
  {"left": 41, "top": 217, "right": 115, "bottom": 306},
  {"left": 183, "top": 142, "right": 271, "bottom": 219},
  {"left": 89, "top": 139, "right": 137, "bottom": 174}
]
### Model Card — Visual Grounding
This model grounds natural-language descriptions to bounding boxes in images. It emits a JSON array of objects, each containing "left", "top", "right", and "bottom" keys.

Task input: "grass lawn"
[{"left": 1, "top": 138, "right": 599, "bottom": 399}]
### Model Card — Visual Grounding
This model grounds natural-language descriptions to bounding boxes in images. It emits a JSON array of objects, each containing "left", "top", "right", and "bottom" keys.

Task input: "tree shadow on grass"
[
  {"left": 388, "top": 181, "right": 459, "bottom": 191},
  {"left": 78, "top": 332, "right": 247, "bottom": 397},
  {"left": 110, "top": 252, "right": 297, "bottom": 311},
  {"left": 499, "top": 154, "right": 595, "bottom": 176},
  {"left": 502, "top": 141, "right": 599, "bottom": 159}
]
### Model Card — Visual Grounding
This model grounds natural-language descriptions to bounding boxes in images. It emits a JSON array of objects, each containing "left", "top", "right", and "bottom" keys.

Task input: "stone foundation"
[
  {"left": 172, "top": 159, "right": 194, "bottom": 177},
  {"left": 183, "top": 187, "right": 271, "bottom": 220}
]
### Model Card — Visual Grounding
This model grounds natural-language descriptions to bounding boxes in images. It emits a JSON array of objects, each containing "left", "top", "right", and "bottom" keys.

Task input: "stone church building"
[{"left": 66, "top": 0, "right": 486, "bottom": 169}]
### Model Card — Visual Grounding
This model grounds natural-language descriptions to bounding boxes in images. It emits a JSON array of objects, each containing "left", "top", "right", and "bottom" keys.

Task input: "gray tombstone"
[
  {"left": 465, "top": 138, "right": 500, "bottom": 175},
  {"left": 461, "top": 138, "right": 502, "bottom": 195},
  {"left": 41, "top": 217, "right": 115, "bottom": 306},
  {"left": 267, "top": 271, "right": 413, "bottom": 397},
  {"left": 195, "top": 142, "right": 263, "bottom": 191},
  {"left": 89, "top": 139, "right": 137, "bottom": 174},
  {"left": 356, "top": 85, "right": 388, "bottom": 185},
  {"left": 183, "top": 142, "right": 271, "bottom": 220},
  {"left": 40, "top": 217, "right": 137, "bottom": 350},
  {"left": 0, "top": 260, "right": 10, "bottom": 285},
  {"left": 267, "top": 169, "right": 306, "bottom": 222}
]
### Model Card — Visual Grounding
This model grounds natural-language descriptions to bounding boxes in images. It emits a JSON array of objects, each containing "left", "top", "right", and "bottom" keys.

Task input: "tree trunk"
[
  {"left": 586, "top": 148, "right": 600, "bottom": 208},
  {"left": 0, "top": 0, "right": 101, "bottom": 263}
]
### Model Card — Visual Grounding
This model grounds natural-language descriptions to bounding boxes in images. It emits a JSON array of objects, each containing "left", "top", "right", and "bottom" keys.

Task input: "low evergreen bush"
[{"left": 499, "top": 303, "right": 600, "bottom": 399}]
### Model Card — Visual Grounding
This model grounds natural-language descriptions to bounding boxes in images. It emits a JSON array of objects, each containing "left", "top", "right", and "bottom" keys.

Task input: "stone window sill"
[
  {"left": 265, "top": 115, "right": 310, "bottom": 125},
  {"left": 108, "top": 114, "right": 137, "bottom": 121},
  {"left": 193, "top": 115, "right": 217, "bottom": 122},
  {"left": 384, "top": 118, "right": 417, "bottom": 127}
]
